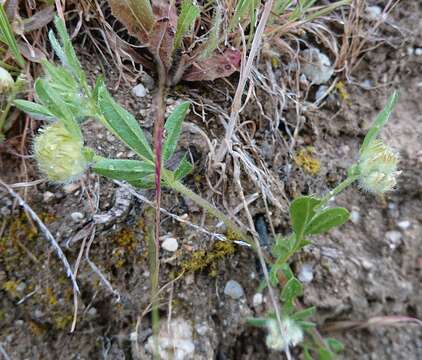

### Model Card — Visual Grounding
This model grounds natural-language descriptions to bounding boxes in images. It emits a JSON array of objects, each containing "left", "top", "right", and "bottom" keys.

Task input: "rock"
[
  {"left": 385, "top": 230, "right": 402, "bottom": 250},
  {"left": 350, "top": 210, "right": 360, "bottom": 224},
  {"left": 397, "top": 220, "right": 411, "bottom": 230},
  {"left": 43, "top": 191, "right": 55, "bottom": 203},
  {"left": 415, "top": 48, "right": 422, "bottom": 56},
  {"left": 252, "top": 293, "right": 263, "bottom": 307},
  {"left": 145, "top": 318, "right": 195, "bottom": 360},
  {"left": 63, "top": 183, "right": 80, "bottom": 194},
  {"left": 301, "top": 48, "right": 334, "bottom": 85},
  {"left": 366, "top": 5, "right": 382, "bottom": 20},
  {"left": 70, "top": 212, "right": 84, "bottom": 222},
  {"left": 132, "top": 83, "right": 147, "bottom": 97},
  {"left": 315, "top": 85, "right": 329, "bottom": 102},
  {"left": 298, "top": 263, "right": 314, "bottom": 283},
  {"left": 142, "top": 72, "right": 155, "bottom": 90},
  {"left": 161, "top": 236, "right": 179, "bottom": 252},
  {"left": 224, "top": 280, "right": 244, "bottom": 299}
]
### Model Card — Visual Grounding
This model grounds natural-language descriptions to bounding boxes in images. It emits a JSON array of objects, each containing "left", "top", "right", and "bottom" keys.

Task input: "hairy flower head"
[
  {"left": 0, "top": 66, "right": 14, "bottom": 94},
  {"left": 265, "top": 318, "right": 303, "bottom": 351},
  {"left": 358, "top": 139, "right": 400, "bottom": 193},
  {"left": 34, "top": 122, "right": 88, "bottom": 182}
]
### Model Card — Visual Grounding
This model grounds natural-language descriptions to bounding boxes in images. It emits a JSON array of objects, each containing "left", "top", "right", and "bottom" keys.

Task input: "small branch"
[{"left": 0, "top": 179, "right": 79, "bottom": 294}]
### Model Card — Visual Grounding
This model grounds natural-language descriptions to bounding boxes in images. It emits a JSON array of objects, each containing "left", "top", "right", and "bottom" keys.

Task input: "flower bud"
[
  {"left": 265, "top": 318, "right": 303, "bottom": 351},
  {"left": 358, "top": 139, "right": 400, "bottom": 193},
  {"left": 34, "top": 122, "right": 88, "bottom": 182},
  {"left": 0, "top": 66, "right": 14, "bottom": 94}
]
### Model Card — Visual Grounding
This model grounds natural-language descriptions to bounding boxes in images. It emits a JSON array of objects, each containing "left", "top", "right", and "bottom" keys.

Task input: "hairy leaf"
[
  {"left": 93, "top": 158, "right": 154, "bottom": 181},
  {"left": 97, "top": 81, "right": 154, "bottom": 162},
  {"left": 0, "top": 4, "right": 25, "bottom": 68},
  {"left": 174, "top": 0, "right": 199, "bottom": 49},
  {"left": 163, "top": 101, "right": 189, "bottom": 161},
  {"left": 305, "top": 207, "right": 350, "bottom": 235},
  {"left": 360, "top": 91, "right": 399, "bottom": 154},
  {"left": 201, "top": 6, "right": 222, "bottom": 59},
  {"left": 34, "top": 78, "right": 81, "bottom": 139},
  {"left": 291, "top": 306, "right": 316, "bottom": 321},
  {"left": 13, "top": 100, "right": 55, "bottom": 120},
  {"left": 183, "top": 49, "right": 241, "bottom": 81},
  {"left": 173, "top": 154, "right": 193, "bottom": 180},
  {"left": 289, "top": 196, "right": 321, "bottom": 239}
]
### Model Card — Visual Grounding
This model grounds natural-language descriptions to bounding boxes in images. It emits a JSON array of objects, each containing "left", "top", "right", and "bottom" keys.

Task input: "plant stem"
[{"left": 319, "top": 175, "right": 359, "bottom": 207}]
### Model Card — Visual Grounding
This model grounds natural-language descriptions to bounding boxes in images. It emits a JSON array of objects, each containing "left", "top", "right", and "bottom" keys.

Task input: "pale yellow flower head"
[{"left": 34, "top": 122, "right": 88, "bottom": 182}]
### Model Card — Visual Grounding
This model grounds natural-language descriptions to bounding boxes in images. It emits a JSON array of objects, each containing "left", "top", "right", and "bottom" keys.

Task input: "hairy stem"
[{"left": 319, "top": 175, "right": 359, "bottom": 206}]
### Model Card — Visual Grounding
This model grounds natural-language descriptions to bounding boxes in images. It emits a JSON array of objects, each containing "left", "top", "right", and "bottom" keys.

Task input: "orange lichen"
[{"left": 294, "top": 147, "right": 321, "bottom": 175}]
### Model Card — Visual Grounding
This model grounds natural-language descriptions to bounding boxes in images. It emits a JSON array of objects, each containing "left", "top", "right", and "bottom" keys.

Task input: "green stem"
[
  {"left": 319, "top": 175, "right": 359, "bottom": 207},
  {"left": 168, "top": 178, "right": 256, "bottom": 250}
]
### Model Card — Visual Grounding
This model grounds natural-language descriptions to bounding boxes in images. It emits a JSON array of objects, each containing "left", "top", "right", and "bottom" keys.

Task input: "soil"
[{"left": 0, "top": 2, "right": 421, "bottom": 360}]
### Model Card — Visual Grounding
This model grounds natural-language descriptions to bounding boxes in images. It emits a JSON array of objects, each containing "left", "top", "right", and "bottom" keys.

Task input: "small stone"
[
  {"left": 298, "top": 263, "right": 314, "bottom": 283},
  {"left": 385, "top": 230, "right": 402, "bottom": 250},
  {"left": 302, "top": 48, "right": 334, "bottom": 85},
  {"left": 350, "top": 210, "right": 360, "bottom": 224},
  {"left": 16, "top": 282, "right": 26, "bottom": 292},
  {"left": 161, "top": 237, "right": 179, "bottom": 252},
  {"left": 63, "top": 183, "right": 80, "bottom": 194},
  {"left": 252, "top": 293, "right": 263, "bottom": 307},
  {"left": 142, "top": 72, "right": 155, "bottom": 90},
  {"left": 43, "top": 191, "right": 55, "bottom": 203},
  {"left": 87, "top": 307, "right": 97, "bottom": 316},
  {"left": 34, "top": 309, "right": 44, "bottom": 319},
  {"left": 366, "top": 5, "right": 382, "bottom": 19},
  {"left": 106, "top": 133, "right": 115, "bottom": 143},
  {"left": 224, "top": 280, "right": 244, "bottom": 299},
  {"left": 415, "top": 48, "right": 422, "bottom": 56},
  {"left": 195, "top": 323, "right": 208, "bottom": 336},
  {"left": 132, "top": 83, "right": 147, "bottom": 98},
  {"left": 361, "top": 79, "right": 373, "bottom": 89},
  {"left": 397, "top": 220, "right": 411, "bottom": 230},
  {"left": 71, "top": 212, "right": 84, "bottom": 222}
]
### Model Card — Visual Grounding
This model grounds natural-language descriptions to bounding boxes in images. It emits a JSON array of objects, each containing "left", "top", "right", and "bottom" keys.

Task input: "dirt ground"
[{"left": 0, "top": 1, "right": 421, "bottom": 359}]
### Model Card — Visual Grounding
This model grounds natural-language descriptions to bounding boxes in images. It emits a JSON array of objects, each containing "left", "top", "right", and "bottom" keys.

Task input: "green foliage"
[
  {"left": 290, "top": 196, "right": 321, "bottom": 239},
  {"left": 0, "top": 4, "right": 25, "bottom": 68},
  {"left": 13, "top": 100, "right": 54, "bottom": 120},
  {"left": 163, "top": 101, "right": 190, "bottom": 161},
  {"left": 360, "top": 91, "right": 399, "bottom": 154},
  {"left": 305, "top": 207, "right": 350, "bottom": 235},
  {"left": 174, "top": 0, "right": 200, "bottom": 49}
]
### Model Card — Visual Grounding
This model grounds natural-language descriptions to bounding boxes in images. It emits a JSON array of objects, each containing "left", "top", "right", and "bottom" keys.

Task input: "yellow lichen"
[
  {"left": 294, "top": 147, "right": 321, "bottom": 175},
  {"left": 54, "top": 314, "right": 73, "bottom": 330},
  {"left": 335, "top": 81, "right": 351, "bottom": 105},
  {"left": 46, "top": 287, "right": 58, "bottom": 306},
  {"left": 179, "top": 241, "right": 236, "bottom": 276},
  {"left": 2, "top": 280, "right": 19, "bottom": 297}
]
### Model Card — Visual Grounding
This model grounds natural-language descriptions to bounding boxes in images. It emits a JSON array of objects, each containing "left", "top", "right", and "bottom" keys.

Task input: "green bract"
[{"left": 34, "top": 122, "right": 89, "bottom": 183}]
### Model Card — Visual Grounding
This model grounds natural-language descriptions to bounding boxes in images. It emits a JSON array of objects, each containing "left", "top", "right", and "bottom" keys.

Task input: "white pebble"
[
  {"left": 224, "top": 280, "right": 244, "bottom": 299},
  {"left": 63, "top": 183, "right": 80, "bottom": 194},
  {"left": 302, "top": 48, "right": 334, "bottom": 85},
  {"left": 415, "top": 48, "right": 422, "bottom": 56},
  {"left": 132, "top": 83, "right": 147, "bottom": 98},
  {"left": 385, "top": 230, "right": 402, "bottom": 250},
  {"left": 397, "top": 220, "right": 411, "bottom": 230},
  {"left": 298, "top": 263, "right": 314, "bottom": 283},
  {"left": 71, "top": 212, "right": 84, "bottom": 222},
  {"left": 161, "top": 237, "right": 179, "bottom": 252},
  {"left": 252, "top": 293, "right": 263, "bottom": 307},
  {"left": 43, "top": 191, "right": 55, "bottom": 203},
  {"left": 350, "top": 210, "right": 360, "bottom": 224},
  {"left": 366, "top": 5, "right": 382, "bottom": 19}
]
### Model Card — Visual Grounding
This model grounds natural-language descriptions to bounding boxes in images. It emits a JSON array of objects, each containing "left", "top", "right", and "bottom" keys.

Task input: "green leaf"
[
  {"left": 326, "top": 338, "right": 344, "bottom": 353},
  {"left": 48, "top": 29, "right": 66, "bottom": 65},
  {"left": 281, "top": 277, "right": 303, "bottom": 303},
  {"left": 128, "top": 175, "right": 155, "bottom": 189},
  {"left": 174, "top": 0, "right": 200, "bottom": 49},
  {"left": 296, "top": 320, "right": 316, "bottom": 330},
  {"left": 360, "top": 91, "right": 399, "bottom": 154},
  {"left": 290, "top": 196, "right": 321, "bottom": 239},
  {"left": 34, "top": 78, "right": 81, "bottom": 139},
  {"left": 303, "top": 346, "right": 314, "bottom": 360},
  {"left": 0, "top": 4, "right": 25, "bottom": 68},
  {"left": 92, "top": 158, "right": 154, "bottom": 181},
  {"left": 13, "top": 100, "right": 55, "bottom": 120},
  {"left": 173, "top": 154, "right": 193, "bottom": 180},
  {"left": 272, "top": 234, "right": 296, "bottom": 262},
  {"left": 97, "top": 80, "right": 154, "bottom": 162},
  {"left": 305, "top": 207, "right": 350, "bottom": 235},
  {"left": 247, "top": 318, "right": 268, "bottom": 327},
  {"left": 291, "top": 306, "right": 316, "bottom": 321},
  {"left": 163, "top": 101, "right": 189, "bottom": 161},
  {"left": 317, "top": 348, "right": 335, "bottom": 360},
  {"left": 53, "top": 16, "right": 85, "bottom": 83},
  {"left": 42, "top": 61, "right": 78, "bottom": 91},
  {"left": 201, "top": 6, "right": 221, "bottom": 59}
]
